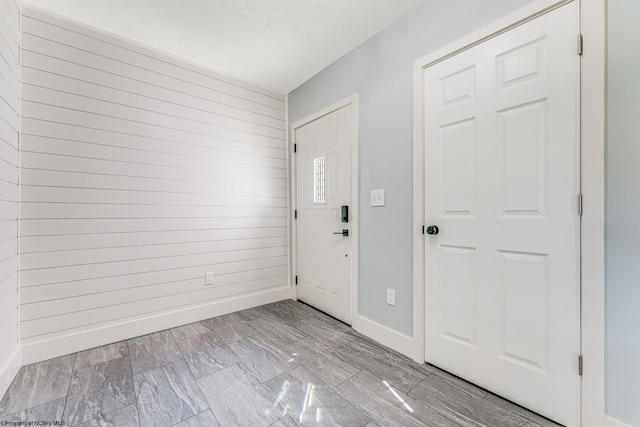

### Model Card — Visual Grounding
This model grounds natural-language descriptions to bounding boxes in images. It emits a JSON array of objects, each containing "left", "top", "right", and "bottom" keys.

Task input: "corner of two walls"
[
  {"left": 17, "top": 6, "right": 290, "bottom": 365},
  {"left": 0, "top": 0, "right": 20, "bottom": 399}
]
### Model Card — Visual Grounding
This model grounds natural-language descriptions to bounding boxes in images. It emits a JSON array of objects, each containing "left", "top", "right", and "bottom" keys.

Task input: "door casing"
[
  {"left": 412, "top": 0, "right": 605, "bottom": 425},
  {"left": 290, "top": 94, "right": 360, "bottom": 323}
]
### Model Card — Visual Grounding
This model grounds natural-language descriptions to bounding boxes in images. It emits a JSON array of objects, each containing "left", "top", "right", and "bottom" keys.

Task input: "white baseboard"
[
  {"left": 605, "top": 415, "right": 635, "bottom": 427},
  {"left": 0, "top": 346, "right": 22, "bottom": 398},
  {"left": 22, "top": 286, "right": 293, "bottom": 365},
  {"left": 352, "top": 314, "right": 421, "bottom": 362}
]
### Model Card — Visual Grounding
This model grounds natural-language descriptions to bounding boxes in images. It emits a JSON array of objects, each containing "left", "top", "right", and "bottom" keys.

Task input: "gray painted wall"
[
  {"left": 289, "top": 0, "right": 533, "bottom": 336},
  {"left": 606, "top": 0, "right": 640, "bottom": 425}
]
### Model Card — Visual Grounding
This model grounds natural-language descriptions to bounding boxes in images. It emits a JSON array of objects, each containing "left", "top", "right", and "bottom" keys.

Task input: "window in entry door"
[{"left": 313, "top": 156, "right": 326, "bottom": 204}]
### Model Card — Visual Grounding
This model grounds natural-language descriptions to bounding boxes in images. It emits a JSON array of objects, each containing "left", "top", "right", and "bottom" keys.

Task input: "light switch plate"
[
  {"left": 205, "top": 272, "right": 214, "bottom": 285},
  {"left": 371, "top": 189, "right": 385, "bottom": 207}
]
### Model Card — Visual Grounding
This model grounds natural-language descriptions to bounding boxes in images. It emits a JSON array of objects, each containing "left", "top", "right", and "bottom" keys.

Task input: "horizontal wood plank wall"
[
  {"left": 20, "top": 6, "right": 290, "bottom": 363},
  {"left": 0, "top": 0, "right": 20, "bottom": 398}
]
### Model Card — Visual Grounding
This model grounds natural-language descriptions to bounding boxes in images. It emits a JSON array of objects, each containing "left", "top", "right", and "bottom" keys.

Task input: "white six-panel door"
[
  {"left": 423, "top": 3, "right": 580, "bottom": 425},
  {"left": 295, "top": 104, "right": 353, "bottom": 323}
]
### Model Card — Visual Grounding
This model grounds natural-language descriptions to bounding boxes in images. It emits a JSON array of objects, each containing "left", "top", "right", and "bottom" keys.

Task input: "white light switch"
[
  {"left": 370, "top": 189, "right": 385, "bottom": 207},
  {"left": 205, "top": 272, "right": 214, "bottom": 285}
]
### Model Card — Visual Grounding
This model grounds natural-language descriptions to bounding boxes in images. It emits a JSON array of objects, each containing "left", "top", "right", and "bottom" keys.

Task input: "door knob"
[
  {"left": 426, "top": 225, "right": 439, "bottom": 235},
  {"left": 333, "top": 229, "right": 349, "bottom": 237}
]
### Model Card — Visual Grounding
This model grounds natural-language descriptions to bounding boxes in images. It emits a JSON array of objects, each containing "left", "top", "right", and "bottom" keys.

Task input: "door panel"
[
  {"left": 424, "top": 3, "right": 580, "bottom": 425},
  {"left": 295, "top": 105, "right": 353, "bottom": 323},
  {"left": 498, "top": 250, "right": 548, "bottom": 371},
  {"left": 441, "top": 244, "right": 477, "bottom": 347},
  {"left": 498, "top": 100, "right": 547, "bottom": 215},
  {"left": 441, "top": 119, "right": 476, "bottom": 216}
]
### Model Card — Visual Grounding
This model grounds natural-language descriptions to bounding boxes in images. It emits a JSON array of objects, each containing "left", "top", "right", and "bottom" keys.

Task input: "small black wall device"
[{"left": 341, "top": 205, "right": 349, "bottom": 223}]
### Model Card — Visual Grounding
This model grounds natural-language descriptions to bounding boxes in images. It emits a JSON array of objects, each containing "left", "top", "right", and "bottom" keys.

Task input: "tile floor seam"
[
  {"left": 167, "top": 325, "right": 182, "bottom": 353},
  {"left": 329, "top": 368, "right": 362, "bottom": 391},
  {"left": 79, "top": 403, "right": 135, "bottom": 426},
  {"left": 167, "top": 409, "right": 198, "bottom": 427},
  {"left": 192, "top": 362, "right": 240, "bottom": 425},
  {"left": 71, "top": 354, "right": 129, "bottom": 373},
  {"left": 202, "top": 361, "right": 243, "bottom": 380},
  {"left": 207, "top": 407, "right": 222, "bottom": 427},
  {"left": 331, "top": 375, "right": 411, "bottom": 427},
  {"left": 187, "top": 354, "right": 216, "bottom": 421},
  {"left": 328, "top": 384, "right": 373, "bottom": 427},
  {"left": 129, "top": 350, "right": 182, "bottom": 378},
  {"left": 65, "top": 355, "right": 137, "bottom": 426},
  {"left": 134, "top": 359, "right": 207, "bottom": 427},
  {"left": 125, "top": 339, "right": 138, "bottom": 427},
  {"left": 172, "top": 333, "right": 191, "bottom": 369},
  {"left": 186, "top": 361, "right": 226, "bottom": 381},
  {"left": 59, "top": 353, "right": 77, "bottom": 424},
  {"left": 173, "top": 353, "right": 217, "bottom": 383},
  {"left": 406, "top": 373, "right": 432, "bottom": 395}
]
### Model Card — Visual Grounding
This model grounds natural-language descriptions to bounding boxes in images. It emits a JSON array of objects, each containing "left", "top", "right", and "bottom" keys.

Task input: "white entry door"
[
  {"left": 295, "top": 103, "right": 354, "bottom": 324},
  {"left": 423, "top": 3, "right": 580, "bottom": 426}
]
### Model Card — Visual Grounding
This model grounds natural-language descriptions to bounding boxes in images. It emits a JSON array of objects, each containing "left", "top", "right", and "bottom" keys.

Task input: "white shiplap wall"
[
  {"left": 0, "top": 0, "right": 20, "bottom": 398},
  {"left": 20, "top": 6, "right": 290, "bottom": 363}
]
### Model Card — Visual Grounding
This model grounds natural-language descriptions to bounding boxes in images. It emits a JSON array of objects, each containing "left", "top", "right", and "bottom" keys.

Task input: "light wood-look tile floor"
[{"left": 0, "top": 300, "right": 560, "bottom": 426}]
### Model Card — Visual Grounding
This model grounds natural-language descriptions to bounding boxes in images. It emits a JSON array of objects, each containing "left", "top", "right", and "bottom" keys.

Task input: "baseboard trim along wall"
[
  {"left": 0, "top": 347, "right": 22, "bottom": 399},
  {"left": 21, "top": 286, "right": 293, "bottom": 365},
  {"left": 352, "top": 314, "right": 420, "bottom": 362}
]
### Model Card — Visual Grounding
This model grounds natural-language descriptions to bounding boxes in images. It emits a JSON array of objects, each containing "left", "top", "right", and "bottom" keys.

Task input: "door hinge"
[
  {"left": 578, "top": 354, "right": 584, "bottom": 376},
  {"left": 578, "top": 194, "right": 583, "bottom": 216},
  {"left": 578, "top": 33, "right": 583, "bottom": 56},
  {"left": 294, "top": 143, "right": 297, "bottom": 153},
  {"left": 295, "top": 275, "right": 298, "bottom": 285},
  {"left": 294, "top": 210, "right": 297, "bottom": 219}
]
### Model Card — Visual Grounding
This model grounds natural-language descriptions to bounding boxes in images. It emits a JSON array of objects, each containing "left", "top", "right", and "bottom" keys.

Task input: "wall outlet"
[
  {"left": 386, "top": 288, "right": 396, "bottom": 306},
  {"left": 205, "top": 272, "right": 214, "bottom": 285}
]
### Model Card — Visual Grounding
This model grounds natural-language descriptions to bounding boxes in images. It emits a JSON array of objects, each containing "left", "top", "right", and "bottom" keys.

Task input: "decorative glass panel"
[{"left": 313, "top": 156, "right": 326, "bottom": 204}]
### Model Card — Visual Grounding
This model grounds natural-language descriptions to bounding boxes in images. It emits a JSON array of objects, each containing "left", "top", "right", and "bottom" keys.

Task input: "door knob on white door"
[
  {"left": 426, "top": 225, "right": 439, "bottom": 235},
  {"left": 333, "top": 229, "right": 349, "bottom": 237}
]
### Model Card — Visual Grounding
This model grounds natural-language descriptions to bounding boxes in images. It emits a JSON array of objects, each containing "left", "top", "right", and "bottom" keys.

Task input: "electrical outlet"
[
  {"left": 205, "top": 272, "right": 214, "bottom": 285},
  {"left": 386, "top": 288, "right": 396, "bottom": 306}
]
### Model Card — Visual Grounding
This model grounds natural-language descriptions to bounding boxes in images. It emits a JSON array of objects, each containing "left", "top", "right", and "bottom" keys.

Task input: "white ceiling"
[{"left": 22, "top": 0, "right": 424, "bottom": 93}]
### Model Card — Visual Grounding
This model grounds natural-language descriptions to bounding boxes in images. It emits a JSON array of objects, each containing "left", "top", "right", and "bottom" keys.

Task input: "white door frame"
[
  {"left": 411, "top": 0, "right": 605, "bottom": 425},
  {"left": 290, "top": 94, "right": 360, "bottom": 323}
]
